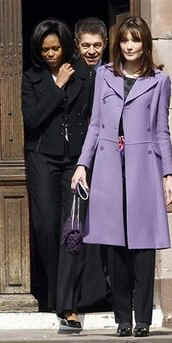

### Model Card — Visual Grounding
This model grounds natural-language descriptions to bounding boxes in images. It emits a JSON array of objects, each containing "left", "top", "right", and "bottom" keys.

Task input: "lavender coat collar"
[{"left": 103, "top": 66, "right": 161, "bottom": 104}]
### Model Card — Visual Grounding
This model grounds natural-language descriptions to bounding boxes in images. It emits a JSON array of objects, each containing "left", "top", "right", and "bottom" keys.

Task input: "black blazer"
[{"left": 22, "top": 58, "right": 95, "bottom": 156}]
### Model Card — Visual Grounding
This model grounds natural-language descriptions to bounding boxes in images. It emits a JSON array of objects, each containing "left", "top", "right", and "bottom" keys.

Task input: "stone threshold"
[
  {"left": 0, "top": 329, "right": 172, "bottom": 343},
  {"left": 0, "top": 309, "right": 163, "bottom": 330}
]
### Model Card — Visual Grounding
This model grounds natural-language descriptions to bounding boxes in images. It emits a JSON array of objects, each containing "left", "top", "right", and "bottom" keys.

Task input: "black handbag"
[{"left": 62, "top": 182, "right": 89, "bottom": 254}]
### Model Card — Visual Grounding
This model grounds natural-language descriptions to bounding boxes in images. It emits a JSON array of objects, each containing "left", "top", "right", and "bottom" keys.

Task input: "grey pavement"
[{"left": 0, "top": 329, "right": 172, "bottom": 343}]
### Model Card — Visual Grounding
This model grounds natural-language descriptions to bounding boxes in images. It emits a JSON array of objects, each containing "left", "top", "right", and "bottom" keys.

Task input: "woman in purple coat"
[{"left": 71, "top": 16, "right": 172, "bottom": 337}]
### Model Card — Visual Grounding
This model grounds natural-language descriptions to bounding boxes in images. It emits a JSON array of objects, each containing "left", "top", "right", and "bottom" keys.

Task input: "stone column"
[{"left": 141, "top": 0, "right": 172, "bottom": 328}]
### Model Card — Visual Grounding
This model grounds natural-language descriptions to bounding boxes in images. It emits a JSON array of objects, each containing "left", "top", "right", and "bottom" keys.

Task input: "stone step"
[
  {"left": 0, "top": 329, "right": 172, "bottom": 343},
  {"left": 0, "top": 309, "right": 163, "bottom": 330}
]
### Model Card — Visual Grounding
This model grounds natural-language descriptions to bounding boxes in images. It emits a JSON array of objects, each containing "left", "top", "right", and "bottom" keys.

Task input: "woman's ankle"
[{"left": 64, "top": 311, "right": 79, "bottom": 321}]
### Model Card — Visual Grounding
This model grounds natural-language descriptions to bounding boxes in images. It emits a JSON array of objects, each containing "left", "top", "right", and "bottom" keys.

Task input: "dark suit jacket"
[{"left": 22, "top": 58, "right": 95, "bottom": 156}]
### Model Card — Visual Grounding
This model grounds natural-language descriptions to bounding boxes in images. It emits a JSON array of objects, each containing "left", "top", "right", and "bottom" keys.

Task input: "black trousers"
[
  {"left": 56, "top": 160, "right": 110, "bottom": 316},
  {"left": 26, "top": 151, "right": 109, "bottom": 314},
  {"left": 26, "top": 151, "right": 78, "bottom": 311},
  {"left": 107, "top": 246, "right": 155, "bottom": 325},
  {"left": 107, "top": 149, "right": 156, "bottom": 325}
]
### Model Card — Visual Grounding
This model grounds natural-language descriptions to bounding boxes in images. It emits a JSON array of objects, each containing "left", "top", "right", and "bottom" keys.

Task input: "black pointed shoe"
[
  {"left": 117, "top": 322, "right": 132, "bottom": 337},
  {"left": 133, "top": 322, "right": 149, "bottom": 337},
  {"left": 59, "top": 318, "right": 82, "bottom": 333}
]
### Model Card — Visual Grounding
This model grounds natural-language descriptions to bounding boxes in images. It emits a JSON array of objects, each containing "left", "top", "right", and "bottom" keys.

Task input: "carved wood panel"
[
  {"left": 0, "top": 0, "right": 24, "bottom": 161},
  {"left": 0, "top": 1, "right": 32, "bottom": 302},
  {"left": 0, "top": 185, "right": 30, "bottom": 293}
]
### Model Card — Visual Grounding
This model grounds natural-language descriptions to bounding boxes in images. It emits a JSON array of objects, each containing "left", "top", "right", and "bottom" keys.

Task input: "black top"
[
  {"left": 22, "top": 58, "right": 95, "bottom": 157},
  {"left": 124, "top": 76, "right": 136, "bottom": 99},
  {"left": 119, "top": 76, "right": 136, "bottom": 136}
]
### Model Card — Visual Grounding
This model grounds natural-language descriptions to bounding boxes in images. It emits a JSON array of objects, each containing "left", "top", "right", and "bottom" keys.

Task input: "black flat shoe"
[
  {"left": 59, "top": 318, "right": 82, "bottom": 333},
  {"left": 134, "top": 322, "right": 149, "bottom": 337},
  {"left": 117, "top": 323, "right": 132, "bottom": 337}
]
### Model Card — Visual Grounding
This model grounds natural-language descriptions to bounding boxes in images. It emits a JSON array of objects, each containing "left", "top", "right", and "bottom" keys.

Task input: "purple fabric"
[
  {"left": 62, "top": 191, "right": 85, "bottom": 254},
  {"left": 62, "top": 216, "right": 83, "bottom": 254},
  {"left": 77, "top": 65, "right": 172, "bottom": 249}
]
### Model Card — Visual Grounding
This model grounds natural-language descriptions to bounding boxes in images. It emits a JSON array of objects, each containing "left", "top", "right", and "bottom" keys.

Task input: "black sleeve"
[
  {"left": 22, "top": 72, "right": 65, "bottom": 130},
  {"left": 87, "top": 71, "right": 96, "bottom": 118}
]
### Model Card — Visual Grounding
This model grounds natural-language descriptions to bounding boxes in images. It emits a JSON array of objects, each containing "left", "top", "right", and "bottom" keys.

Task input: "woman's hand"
[
  {"left": 163, "top": 175, "right": 172, "bottom": 205},
  {"left": 56, "top": 63, "right": 75, "bottom": 88},
  {"left": 71, "top": 166, "right": 88, "bottom": 191}
]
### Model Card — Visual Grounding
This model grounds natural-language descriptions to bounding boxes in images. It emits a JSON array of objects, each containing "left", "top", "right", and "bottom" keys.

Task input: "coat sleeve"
[
  {"left": 22, "top": 71, "right": 65, "bottom": 130},
  {"left": 156, "top": 75, "right": 172, "bottom": 176},
  {"left": 77, "top": 67, "right": 104, "bottom": 168}
]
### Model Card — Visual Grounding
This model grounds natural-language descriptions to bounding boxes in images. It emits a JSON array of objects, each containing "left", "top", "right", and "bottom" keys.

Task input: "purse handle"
[
  {"left": 71, "top": 193, "right": 80, "bottom": 230},
  {"left": 76, "top": 181, "right": 89, "bottom": 200}
]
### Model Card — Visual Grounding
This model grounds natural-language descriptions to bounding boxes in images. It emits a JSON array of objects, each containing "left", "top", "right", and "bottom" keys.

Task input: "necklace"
[{"left": 123, "top": 70, "right": 139, "bottom": 79}]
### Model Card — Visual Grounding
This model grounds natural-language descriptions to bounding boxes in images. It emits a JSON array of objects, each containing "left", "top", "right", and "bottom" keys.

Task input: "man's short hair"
[{"left": 75, "top": 17, "right": 107, "bottom": 42}]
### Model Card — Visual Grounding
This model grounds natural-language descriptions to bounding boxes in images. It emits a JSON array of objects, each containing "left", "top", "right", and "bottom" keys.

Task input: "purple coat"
[{"left": 78, "top": 65, "right": 172, "bottom": 249}]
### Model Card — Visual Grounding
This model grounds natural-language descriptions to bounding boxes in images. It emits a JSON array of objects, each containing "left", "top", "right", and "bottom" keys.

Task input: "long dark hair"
[
  {"left": 31, "top": 18, "right": 75, "bottom": 69},
  {"left": 112, "top": 16, "right": 155, "bottom": 76}
]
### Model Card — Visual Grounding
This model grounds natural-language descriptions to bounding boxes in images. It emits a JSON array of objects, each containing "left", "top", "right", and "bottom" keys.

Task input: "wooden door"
[{"left": 0, "top": 0, "right": 37, "bottom": 311}]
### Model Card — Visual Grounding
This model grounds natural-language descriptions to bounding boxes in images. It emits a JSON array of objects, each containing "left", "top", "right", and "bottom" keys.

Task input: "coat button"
[
  {"left": 148, "top": 150, "right": 152, "bottom": 154},
  {"left": 147, "top": 128, "right": 151, "bottom": 132},
  {"left": 100, "top": 146, "right": 104, "bottom": 151},
  {"left": 102, "top": 124, "right": 105, "bottom": 128}
]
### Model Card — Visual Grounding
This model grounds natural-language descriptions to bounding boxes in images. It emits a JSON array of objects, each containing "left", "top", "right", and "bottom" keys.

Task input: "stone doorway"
[
  {"left": 22, "top": 0, "right": 130, "bottom": 70},
  {"left": 21, "top": 0, "right": 130, "bottom": 312}
]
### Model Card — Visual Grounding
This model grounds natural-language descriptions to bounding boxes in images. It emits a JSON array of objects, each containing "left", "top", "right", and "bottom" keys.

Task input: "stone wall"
[{"left": 141, "top": 0, "right": 172, "bottom": 328}]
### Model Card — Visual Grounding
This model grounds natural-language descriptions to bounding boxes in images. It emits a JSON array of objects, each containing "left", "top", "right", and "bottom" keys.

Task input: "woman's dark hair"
[
  {"left": 31, "top": 18, "right": 75, "bottom": 68},
  {"left": 112, "top": 16, "right": 155, "bottom": 77}
]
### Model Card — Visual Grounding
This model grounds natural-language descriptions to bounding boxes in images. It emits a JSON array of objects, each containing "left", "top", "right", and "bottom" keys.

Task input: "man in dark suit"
[
  {"left": 76, "top": 16, "right": 111, "bottom": 312},
  {"left": 58, "top": 17, "right": 111, "bottom": 331}
]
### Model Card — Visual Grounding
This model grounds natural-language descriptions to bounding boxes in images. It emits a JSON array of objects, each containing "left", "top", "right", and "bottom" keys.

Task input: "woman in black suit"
[{"left": 22, "top": 18, "right": 95, "bottom": 328}]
